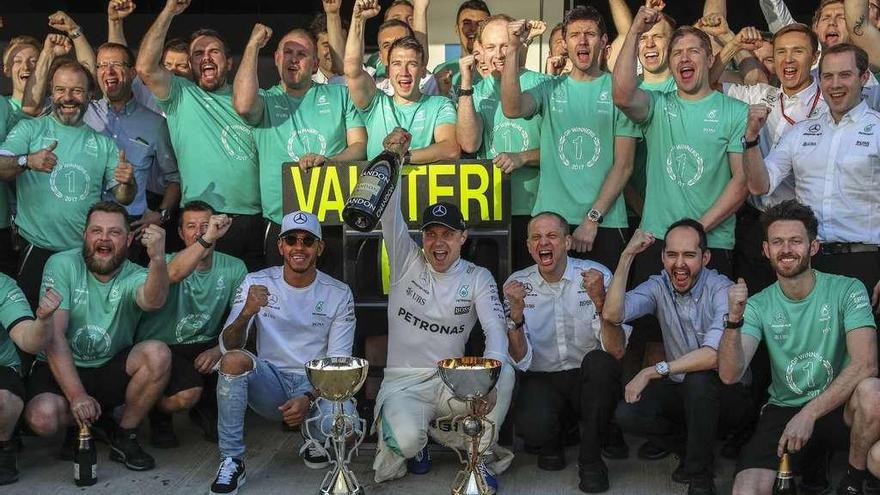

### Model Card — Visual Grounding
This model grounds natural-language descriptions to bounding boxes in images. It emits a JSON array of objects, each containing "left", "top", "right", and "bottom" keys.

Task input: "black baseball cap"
[{"left": 420, "top": 202, "right": 466, "bottom": 231}]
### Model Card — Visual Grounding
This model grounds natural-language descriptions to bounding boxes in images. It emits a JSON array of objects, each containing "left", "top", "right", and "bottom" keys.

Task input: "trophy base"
[
  {"left": 320, "top": 464, "right": 365, "bottom": 495},
  {"left": 451, "top": 469, "right": 491, "bottom": 495}
]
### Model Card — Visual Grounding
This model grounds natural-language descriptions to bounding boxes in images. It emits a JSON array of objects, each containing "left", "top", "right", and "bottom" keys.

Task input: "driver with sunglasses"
[{"left": 209, "top": 210, "right": 357, "bottom": 494}]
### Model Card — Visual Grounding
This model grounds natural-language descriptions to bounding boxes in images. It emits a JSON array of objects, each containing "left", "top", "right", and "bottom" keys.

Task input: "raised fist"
[
  {"left": 746, "top": 104, "right": 770, "bottom": 141},
  {"left": 736, "top": 26, "right": 764, "bottom": 51},
  {"left": 507, "top": 19, "right": 529, "bottom": 45},
  {"left": 354, "top": 0, "right": 381, "bottom": 20},
  {"left": 633, "top": 6, "right": 662, "bottom": 35},
  {"left": 140, "top": 224, "right": 167, "bottom": 261},
  {"left": 44, "top": 33, "right": 72, "bottom": 57},
  {"left": 48, "top": 11, "right": 79, "bottom": 34},
  {"left": 581, "top": 268, "right": 606, "bottom": 305},
  {"left": 203, "top": 214, "right": 232, "bottom": 244},
  {"left": 624, "top": 228, "right": 655, "bottom": 256},
  {"left": 248, "top": 23, "right": 273, "bottom": 50},
  {"left": 108, "top": 0, "right": 136, "bottom": 21},
  {"left": 243, "top": 284, "right": 270, "bottom": 316},
  {"left": 164, "top": 0, "right": 191, "bottom": 16}
]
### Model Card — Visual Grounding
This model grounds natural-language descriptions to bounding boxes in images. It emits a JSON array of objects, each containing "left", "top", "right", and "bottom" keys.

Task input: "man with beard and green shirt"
[
  {"left": 137, "top": 0, "right": 262, "bottom": 270},
  {"left": 457, "top": 14, "right": 547, "bottom": 270},
  {"left": 23, "top": 202, "right": 171, "bottom": 472},
  {"left": 0, "top": 61, "right": 136, "bottom": 308},
  {"left": 233, "top": 23, "right": 366, "bottom": 267},
  {"left": 613, "top": 8, "right": 749, "bottom": 280},
  {"left": 502, "top": 7, "right": 639, "bottom": 272},
  {"left": 346, "top": 0, "right": 459, "bottom": 162},
  {"left": 136, "top": 201, "right": 245, "bottom": 447}
]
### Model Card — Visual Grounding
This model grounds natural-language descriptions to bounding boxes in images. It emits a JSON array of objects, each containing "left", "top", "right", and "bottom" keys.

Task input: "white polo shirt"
[
  {"left": 221, "top": 266, "right": 356, "bottom": 374},
  {"left": 764, "top": 100, "right": 880, "bottom": 244},
  {"left": 505, "top": 257, "right": 631, "bottom": 373}
]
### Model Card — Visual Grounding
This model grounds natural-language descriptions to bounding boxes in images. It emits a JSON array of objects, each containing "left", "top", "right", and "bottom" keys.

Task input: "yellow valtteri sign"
[{"left": 281, "top": 161, "right": 509, "bottom": 228}]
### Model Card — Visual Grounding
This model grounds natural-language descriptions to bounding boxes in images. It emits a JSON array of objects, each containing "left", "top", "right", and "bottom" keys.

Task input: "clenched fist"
[
  {"left": 108, "top": 0, "right": 136, "bottom": 21},
  {"left": 203, "top": 214, "right": 233, "bottom": 244},
  {"left": 248, "top": 23, "right": 273, "bottom": 50},
  {"left": 507, "top": 19, "right": 529, "bottom": 46},
  {"left": 36, "top": 288, "right": 63, "bottom": 320},
  {"left": 727, "top": 278, "right": 748, "bottom": 323},
  {"left": 581, "top": 268, "right": 606, "bottom": 308},
  {"left": 114, "top": 150, "right": 134, "bottom": 185},
  {"left": 632, "top": 6, "right": 662, "bottom": 35},
  {"left": 140, "top": 224, "right": 166, "bottom": 261},
  {"left": 48, "top": 11, "right": 79, "bottom": 34},
  {"left": 502, "top": 280, "right": 526, "bottom": 321},
  {"left": 382, "top": 127, "right": 413, "bottom": 157},
  {"left": 164, "top": 0, "right": 191, "bottom": 16},
  {"left": 745, "top": 104, "right": 770, "bottom": 141},
  {"left": 354, "top": 0, "right": 381, "bottom": 20},
  {"left": 44, "top": 33, "right": 72, "bottom": 57},
  {"left": 243, "top": 285, "right": 270, "bottom": 317},
  {"left": 623, "top": 228, "right": 656, "bottom": 256}
]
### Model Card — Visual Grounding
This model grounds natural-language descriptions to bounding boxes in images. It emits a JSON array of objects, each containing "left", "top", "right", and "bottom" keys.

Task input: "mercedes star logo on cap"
[
  {"left": 432, "top": 205, "right": 447, "bottom": 216},
  {"left": 293, "top": 212, "right": 307, "bottom": 224}
]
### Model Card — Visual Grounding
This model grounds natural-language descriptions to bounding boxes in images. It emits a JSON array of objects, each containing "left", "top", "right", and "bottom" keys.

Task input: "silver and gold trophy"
[
  {"left": 304, "top": 357, "right": 369, "bottom": 495},
  {"left": 437, "top": 357, "right": 503, "bottom": 495}
]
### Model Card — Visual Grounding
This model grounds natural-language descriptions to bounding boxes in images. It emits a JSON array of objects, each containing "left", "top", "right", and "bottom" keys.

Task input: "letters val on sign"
[{"left": 281, "top": 161, "right": 509, "bottom": 228}]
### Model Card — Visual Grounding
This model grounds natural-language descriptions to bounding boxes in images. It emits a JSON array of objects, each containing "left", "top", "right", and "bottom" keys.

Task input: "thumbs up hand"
[
  {"left": 113, "top": 150, "right": 134, "bottom": 185},
  {"left": 727, "top": 277, "right": 749, "bottom": 323},
  {"left": 27, "top": 141, "right": 58, "bottom": 172}
]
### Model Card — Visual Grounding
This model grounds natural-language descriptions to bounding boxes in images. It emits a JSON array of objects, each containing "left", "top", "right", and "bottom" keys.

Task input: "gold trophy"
[
  {"left": 437, "top": 357, "right": 503, "bottom": 495},
  {"left": 304, "top": 357, "right": 369, "bottom": 495}
]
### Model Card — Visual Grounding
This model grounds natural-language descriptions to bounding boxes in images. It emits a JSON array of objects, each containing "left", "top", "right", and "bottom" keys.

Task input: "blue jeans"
[{"left": 217, "top": 351, "right": 358, "bottom": 459}]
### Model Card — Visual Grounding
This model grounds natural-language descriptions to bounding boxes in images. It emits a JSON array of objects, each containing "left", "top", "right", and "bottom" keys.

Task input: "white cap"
[{"left": 279, "top": 211, "right": 322, "bottom": 240}]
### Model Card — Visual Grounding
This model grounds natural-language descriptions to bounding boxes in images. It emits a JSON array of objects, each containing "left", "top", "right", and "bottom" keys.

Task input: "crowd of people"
[{"left": 0, "top": 0, "right": 879, "bottom": 494}]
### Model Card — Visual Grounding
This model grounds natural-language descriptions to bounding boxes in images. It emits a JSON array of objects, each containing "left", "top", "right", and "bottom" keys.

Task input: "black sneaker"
[
  {"left": 189, "top": 404, "right": 218, "bottom": 443},
  {"left": 109, "top": 427, "right": 155, "bottom": 471},
  {"left": 638, "top": 440, "right": 670, "bottom": 460},
  {"left": 864, "top": 474, "right": 880, "bottom": 495},
  {"left": 59, "top": 426, "right": 76, "bottom": 461},
  {"left": 0, "top": 441, "right": 18, "bottom": 485},
  {"left": 210, "top": 457, "right": 246, "bottom": 495},
  {"left": 578, "top": 460, "right": 609, "bottom": 493},
  {"left": 149, "top": 410, "right": 179, "bottom": 449},
  {"left": 837, "top": 469, "right": 866, "bottom": 495},
  {"left": 299, "top": 438, "right": 330, "bottom": 469},
  {"left": 601, "top": 423, "right": 629, "bottom": 460},
  {"left": 688, "top": 476, "right": 717, "bottom": 495}
]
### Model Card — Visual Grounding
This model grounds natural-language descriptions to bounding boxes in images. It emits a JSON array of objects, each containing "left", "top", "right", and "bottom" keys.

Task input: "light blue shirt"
[
  {"left": 623, "top": 268, "right": 733, "bottom": 382},
  {"left": 84, "top": 96, "right": 178, "bottom": 216}
]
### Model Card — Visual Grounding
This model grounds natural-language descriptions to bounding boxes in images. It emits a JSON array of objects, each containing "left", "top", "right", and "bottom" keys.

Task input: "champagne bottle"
[
  {"left": 73, "top": 424, "right": 97, "bottom": 486},
  {"left": 342, "top": 149, "right": 403, "bottom": 232},
  {"left": 772, "top": 452, "right": 796, "bottom": 494}
]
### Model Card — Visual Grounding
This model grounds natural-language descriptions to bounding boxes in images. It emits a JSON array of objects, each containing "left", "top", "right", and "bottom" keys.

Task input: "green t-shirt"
[
  {"left": 157, "top": 77, "right": 260, "bottom": 214},
  {"left": 743, "top": 271, "right": 876, "bottom": 408},
  {"left": 0, "top": 274, "right": 34, "bottom": 369},
  {"left": 526, "top": 73, "right": 641, "bottom": 227},
  {"left": 433, "top": 58, "right": 482, "bottom": 92},
  {"left": 40, "top": 249, "right": 148, "bottom": 368},
  {"left": 359, "top": 92, "right": 457, "bottom": 159},
  {"left": 629, "top": 77, "right": 677, "bottom": 217},
  {"left": 136, "top": 251, "right": 246, "bottom": 344},
  {"left": 0, "top": 96, "right": 19, "bottom": 230},
  {"left": 366, "top": 52, "right": 386, "bottom": 78},
  {"left": 639, "top": 90, "right": 748, "bottom": 249},
  {"left": 1, "top": 116, "right": 119, "bottom": 251},
  {"left": 254, "top": 84, "right": 364, "bottom": 223},
  {"left": 472, "top": 71, "right": 548, "bottom": 216}
]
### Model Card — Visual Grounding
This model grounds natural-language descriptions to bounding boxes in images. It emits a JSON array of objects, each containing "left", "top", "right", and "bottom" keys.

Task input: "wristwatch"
[
  {"left": 654, "top": 360, "right": 670, "bottom": 377},
  {"left": 159, "top": 208, "right": 171, "bottom": 225},
  {"left": 741, "top": 135, "right": 760, "bottom": 150},
  {"left": 506, "top": 317, "right": 524, "bottom": 331},
  {"left": 457, "top": 86, "right": 474, "bottom": 97},
  {"left": 196, "top": 234, "right": 213, "bottom": 249},
  {"left": 724, "top": 313, "right": 744, "bottom": 329},
  {"left": 303, "top": 391, "right": 317, "bottom": 409},
  {"left": 68, "top": 27, "right": 82, "bottom": 39},
  {"left": 587, "top": 208, "right": 604, "bottom": 224},
  {"left": 17, "top": 155, "right": 28, "bottom": 169}
]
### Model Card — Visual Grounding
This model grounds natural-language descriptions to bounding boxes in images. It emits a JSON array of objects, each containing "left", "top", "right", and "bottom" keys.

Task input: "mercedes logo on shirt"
[
  {"left": 432, "top": 205, "right": 447, "bottom": 216},
  {"left": 293, "top": 212, "right": 308, "bottom": 224}
]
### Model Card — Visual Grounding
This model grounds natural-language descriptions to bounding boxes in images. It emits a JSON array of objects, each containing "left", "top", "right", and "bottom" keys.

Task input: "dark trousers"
[
  {"left": 15, "top": 239, "right": 58, "bottom": 310},
  {"left": 217, "top": 213, "right": 265, "bottom": 272},
  {"left": 514, "top": 350, "right": 622, "bottom": 465},
  {"left": 813, "top": 250, "right": 880, "bottom": 327},
  {"left": 615, "top": 371, "right": 751, "bottom": 478},
  {"left": 567, "top": 225, "right": 629, "bottom": 272},
  {"left": 0, "top": 228, "right": 17, "bottom": 277},
  {"left": 733, "top": 204, "right": 776, "bottom": 292}
]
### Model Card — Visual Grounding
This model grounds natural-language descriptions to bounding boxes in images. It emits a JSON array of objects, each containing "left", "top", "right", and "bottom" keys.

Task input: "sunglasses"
[{"left": 282, "top": 234, "right": 318, "bottom": 247}]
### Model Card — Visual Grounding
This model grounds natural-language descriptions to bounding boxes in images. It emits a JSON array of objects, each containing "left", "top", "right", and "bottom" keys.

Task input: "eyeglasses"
[
  {"left": 96, "top": 61, "right": 130, "bottom": 70},
  {"left": 282, "top": 234, "right": 317, "bottom": 247}
]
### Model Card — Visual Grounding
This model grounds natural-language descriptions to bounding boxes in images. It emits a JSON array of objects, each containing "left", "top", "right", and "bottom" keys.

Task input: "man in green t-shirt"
[
  {"left": 346, "top": 0, "right": 459, "bottom": 162},
  {"left": 457, "top": 14, "right": 547, "bottom": 270},
  {"left": 501, "top": 7, "right": 639, "bottom": 272},
  {"left": 0, "top": 276, "right": 60, "bottom": 485},
  {"left": 613, "top": 9, "right": 749, "bottom": 283},
  {"left": 431, "top": 0, "right": 490, "bottom": 93},
  {"left": 718, "top": 200, "right": 880, "bottom": 495},
  {"left": 136, "top": 201, "right": 245, "bottom": 447},
  {"left": 136, "top": 0, "right": 263, "bottom": 270},
  {"left": 233, "top": 23, "right": 367, "bottom": 267},
  {"left": 0, "top": 60, "right": 136, "bottom": 309},
  {"left": 23, "top": 202, "right": 171, "bottom": 472}
]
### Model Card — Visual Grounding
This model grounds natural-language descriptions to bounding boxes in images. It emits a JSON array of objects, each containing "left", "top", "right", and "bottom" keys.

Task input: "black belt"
[{"left": 820, "top": 242, "right": 880, "bottom": 255}]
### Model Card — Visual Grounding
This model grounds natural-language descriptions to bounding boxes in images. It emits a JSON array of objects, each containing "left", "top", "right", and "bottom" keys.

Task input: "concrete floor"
[{"left": 5, "top": 412, "right": 847, "bottom": 495}]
